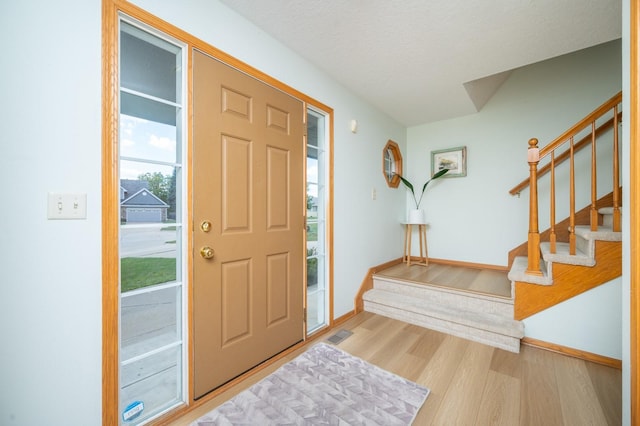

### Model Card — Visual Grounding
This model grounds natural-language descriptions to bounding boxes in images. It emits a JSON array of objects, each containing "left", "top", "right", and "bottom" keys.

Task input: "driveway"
[{"left": 120, "top": 225, "right": 177, "bottom": 258}]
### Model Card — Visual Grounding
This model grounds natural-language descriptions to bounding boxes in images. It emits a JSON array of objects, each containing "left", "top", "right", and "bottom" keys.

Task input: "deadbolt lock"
[
  {"left": 200, "top": 246, "right": 215, "bottom": 259},
  {"left": 200, "top": 220, "right": 212, "bottom": 232}
]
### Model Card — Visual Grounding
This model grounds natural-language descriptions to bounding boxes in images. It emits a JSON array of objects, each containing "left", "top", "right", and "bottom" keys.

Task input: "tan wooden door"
[{"left": 192, "top": 50, "right": 305, "bottom": 399}]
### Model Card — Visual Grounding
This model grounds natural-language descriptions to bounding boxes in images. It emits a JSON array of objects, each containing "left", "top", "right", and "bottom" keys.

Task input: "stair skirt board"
[{"left": 364, "top": 298, "right": 523, "bottom": 353}]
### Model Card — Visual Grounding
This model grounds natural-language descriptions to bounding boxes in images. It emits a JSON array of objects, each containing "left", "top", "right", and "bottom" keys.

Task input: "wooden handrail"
[
  {"left": 509, "top": 113, "right": 621, "bottom": 195},
  {"left": 539, "top": 91, "right": 622, "bottom": 158},
  {"left": 522, "top": 92, "right": 622, "bottom": 276}
]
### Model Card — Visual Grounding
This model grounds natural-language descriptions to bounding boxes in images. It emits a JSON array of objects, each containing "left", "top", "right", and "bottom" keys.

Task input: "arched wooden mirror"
[{"left": 383, "top": 139, "right": 402, "bottom": 188}]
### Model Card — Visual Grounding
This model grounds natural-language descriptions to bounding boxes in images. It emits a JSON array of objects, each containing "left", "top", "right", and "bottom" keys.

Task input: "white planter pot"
[{"left": 407, "top": 209, "right": 426, "bottom": 224}]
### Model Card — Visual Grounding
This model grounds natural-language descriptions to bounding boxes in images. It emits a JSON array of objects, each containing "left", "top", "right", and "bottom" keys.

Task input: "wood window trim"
[
  {"left": 631, "top": 0, "right": 639, "bottom": 422},
  {"left": 102, "top": 1, "right": 335, "bottom": 423},
  {"left": 383, "top": 139, "right": 403, "bottom": 188}
]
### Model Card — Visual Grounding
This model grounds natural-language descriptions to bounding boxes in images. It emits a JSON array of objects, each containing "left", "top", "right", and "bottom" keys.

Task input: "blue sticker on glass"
[{"left": 122, "top": 400, "right": 144, "bottom": 422}]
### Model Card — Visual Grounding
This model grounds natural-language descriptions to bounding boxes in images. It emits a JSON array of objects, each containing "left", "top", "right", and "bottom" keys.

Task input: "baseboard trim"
[
  {"left": 521, "top": 337, "right": 622, "bottom": 369},
  {"left": 354, "top": 257, "right": 404, "bottom": 313},
  {"left": 332, "top": 310, "right": 357, "bottom": 327}
]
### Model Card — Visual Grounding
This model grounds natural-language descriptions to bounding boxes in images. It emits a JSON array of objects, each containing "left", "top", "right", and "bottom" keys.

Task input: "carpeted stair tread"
[
  {"left": 363, "top": 288, "right": 524, "bottom": 338},
  {"left": 574, "top": 225, "right": 622, "bottom": 242},
  {"left": 540, "top": 241, "right": 595, "bottom": 267},
  {"left": 507, "top": 256, "right": 553, "bottom": 285}
]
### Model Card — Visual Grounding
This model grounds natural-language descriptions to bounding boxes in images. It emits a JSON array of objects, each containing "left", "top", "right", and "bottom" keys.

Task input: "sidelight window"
[
  {"left": 306, "top": 108, "right": 329, "bottom": 333},
  {"left": 118, "top": 18, "right": 187, "bottom": 424}
]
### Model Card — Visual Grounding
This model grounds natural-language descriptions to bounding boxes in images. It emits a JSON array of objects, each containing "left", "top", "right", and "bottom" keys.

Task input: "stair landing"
[
  {"left": 364, "top": 262, "right": 523, "bottom": 352},
  {"left": 374, "top": 262, "right": 513, "bottom": 299}
]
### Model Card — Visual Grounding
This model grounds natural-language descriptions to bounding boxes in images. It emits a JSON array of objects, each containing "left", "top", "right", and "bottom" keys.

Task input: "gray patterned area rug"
[{"left": 191, "top": 343, "right": 430, "bottom": 425}]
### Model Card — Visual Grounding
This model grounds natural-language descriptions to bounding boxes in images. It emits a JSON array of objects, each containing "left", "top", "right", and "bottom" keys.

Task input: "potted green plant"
[{"left": 396, "top": 168, "right": 448, "bottom": 223}]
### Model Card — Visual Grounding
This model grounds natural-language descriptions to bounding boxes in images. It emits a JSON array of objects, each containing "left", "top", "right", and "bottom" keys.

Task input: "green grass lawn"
[
  {"left": 121, "top": 257, "right": 176, "bottom": 292},
  {"left": 307, "top": 222, "right": 318, "bottom": 241}
]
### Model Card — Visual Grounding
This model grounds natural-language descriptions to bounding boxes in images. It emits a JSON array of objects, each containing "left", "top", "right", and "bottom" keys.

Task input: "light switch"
[{"left": 47, "top": 192, "right": 87, "bottom": 219}]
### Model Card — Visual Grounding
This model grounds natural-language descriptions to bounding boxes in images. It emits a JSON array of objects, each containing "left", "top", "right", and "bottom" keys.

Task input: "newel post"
[{"left": 526, "top": 138, "right": 543, "bottom": 276}]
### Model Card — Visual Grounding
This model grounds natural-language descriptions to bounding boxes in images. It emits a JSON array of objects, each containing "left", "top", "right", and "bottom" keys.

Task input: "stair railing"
[{"left": 512, "top": 92, "right": 622, "bottom": 276}]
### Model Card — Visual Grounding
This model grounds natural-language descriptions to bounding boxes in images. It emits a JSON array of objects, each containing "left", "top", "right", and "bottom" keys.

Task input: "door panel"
[
  {"left": 193, "top": 50, "right": 304, "bottom": 399},
  {"left": 222, "top": 135, "right": 252, "bottom": 232},
  {"left": 266, "top": 252, "right": 290, "bottom": 325},
  {"left": 267, "top": 146, "right": 290, "bottom": 229}
]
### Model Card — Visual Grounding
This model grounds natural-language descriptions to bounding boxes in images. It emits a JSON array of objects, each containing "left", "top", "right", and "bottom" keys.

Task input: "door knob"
[{"left": 200, "top": 246, "right": 215, "bottom": 259}]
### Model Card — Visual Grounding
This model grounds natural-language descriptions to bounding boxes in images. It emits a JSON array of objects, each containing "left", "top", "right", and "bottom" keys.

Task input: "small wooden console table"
[{"left": 402, "top": 222, "right": 428, "bottom": 266}]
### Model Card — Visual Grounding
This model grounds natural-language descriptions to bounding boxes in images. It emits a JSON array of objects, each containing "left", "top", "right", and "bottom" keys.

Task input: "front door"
[{"left": 192, "top": 50, "right": 305, "bottom": 398}]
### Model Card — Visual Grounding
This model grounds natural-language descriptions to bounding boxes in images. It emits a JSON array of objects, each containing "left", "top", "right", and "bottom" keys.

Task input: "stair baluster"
[
  {"left": 613, "top": 104, "right": 621, "bottom": 231},
  {"left": 569, "top": 136, "right": 576, "bottom": 255},
  {"left": 526, "top": 139, "right": 543, "bottom": 276},
  {"left": 550, "top": 152, "right": 556, "bottom": 253},
  {"left": 591, "top": 121, "right": 599, "bottom": 231}
]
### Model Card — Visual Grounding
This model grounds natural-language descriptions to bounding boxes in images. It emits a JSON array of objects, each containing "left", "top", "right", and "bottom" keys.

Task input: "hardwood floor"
[{"left": 170, "top": 312, "right": 621, "bottom": 425}]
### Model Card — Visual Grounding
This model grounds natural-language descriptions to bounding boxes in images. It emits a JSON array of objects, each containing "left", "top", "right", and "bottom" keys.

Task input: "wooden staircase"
[
  {"left": 509, "top": 207, "right": 622, "bottom": 319},
  {"left": 507, "top": 92, "right": 623, "bottom": 319}
]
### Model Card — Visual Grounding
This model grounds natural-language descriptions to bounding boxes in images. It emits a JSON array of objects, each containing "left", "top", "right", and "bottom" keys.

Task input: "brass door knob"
[{"left": 200, "top": 246, "right": 215, "bottom": 259}]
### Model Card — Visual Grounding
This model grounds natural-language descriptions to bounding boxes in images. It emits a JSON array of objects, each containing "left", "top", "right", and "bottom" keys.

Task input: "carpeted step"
[
  {"left": 508, "top": 220, "right": 622, "bottom": 286},
  {"left": 507, "top": 256, "right": 552, "bottom": 285},
  {"left": 363, "top": 288, "right": 524, "bottom": 353},
  {"left": 599, "top": 206, "right": 618, "bottom": 228},
  {"left": 574, "top": 224, "right": 621, "bottom": 242},
  {"left": 540, "top": 241, "right": 595, "bottom": 267},
  {"left": 372, "top": 275, "right": 514, "bottom": 317}
]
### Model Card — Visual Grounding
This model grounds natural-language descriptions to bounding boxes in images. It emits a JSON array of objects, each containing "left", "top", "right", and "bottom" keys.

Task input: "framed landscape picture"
[{"left": 431, "top": 146, "right": 467, "bottom": 178}]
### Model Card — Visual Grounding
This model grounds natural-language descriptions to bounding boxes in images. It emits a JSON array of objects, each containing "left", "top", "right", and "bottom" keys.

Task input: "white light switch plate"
[{"left": 47, "top": 192, "right": 87, "bottom": 220}]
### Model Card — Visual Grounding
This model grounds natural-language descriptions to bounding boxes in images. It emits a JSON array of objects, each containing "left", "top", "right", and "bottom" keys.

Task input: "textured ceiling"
[{"left": 220, "top": 0, "right": 621, "bottom": 126}]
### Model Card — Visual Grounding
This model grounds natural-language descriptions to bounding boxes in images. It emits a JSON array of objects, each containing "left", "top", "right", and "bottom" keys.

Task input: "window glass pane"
[
  {"left": 120, "top": 111, "right": 178, "bottom": 164},
  {"left": 120, "top": 161, "right": 179, "bottom": 293},
  {"left": 120, "top": 161, "right": 178, "bottom": 221},
  {"left": 307, "top": 289, "right": 325, "bottom": 332},
  {"left": 307, "top": 254, "right": 318, "bottom": 287},
  {"left": 307, "top": 182, "right": 318, "bottom": 223},
  {"left": 120, "top": 22, "right": 180, "bottom": 103},
  {"left": 119, "top": 18, "right": 185, "bottom": 423},
  {"left": 120, "top": 227, "right": 178, "bottom": 291},
  {"left": 121, "top": 286, "right": 181, "bottom": 360},
  {"left": 120, "top": 345, "right": 182, "bottom": 423},
  {"left": 307, "top": 114, "right": 319, "bottom": 147},
  {"left": 306, "top": 218, "right": 318, "bottom": 243},
  {"left": 306, "top": 108, "right": 327, "bottom": 334},
  {"left": 307, "top": 150, "right": 318, "bottom": 184}
]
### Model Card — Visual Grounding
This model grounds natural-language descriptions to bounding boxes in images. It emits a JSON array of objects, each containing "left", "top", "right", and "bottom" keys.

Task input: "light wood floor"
[
  {"left": 170, "top": 312, "right": 621, "bottom": 425},
  {"left": 376, "top": 262, "right": 513, "bottom": 299}
]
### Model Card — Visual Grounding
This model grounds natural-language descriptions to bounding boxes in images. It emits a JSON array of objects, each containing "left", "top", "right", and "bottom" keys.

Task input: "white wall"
[
  {"left": 407, "top": 40, "right": 622, "bottom": 266},
  {"left": 1, "top": 1, "right": 103, "bottom": 425},
  {"left": 1, "top": 2, "right": 406, "bottom": 424},
  {"left": 524, "top": 277, "right": 622, "bottom": 359}
]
